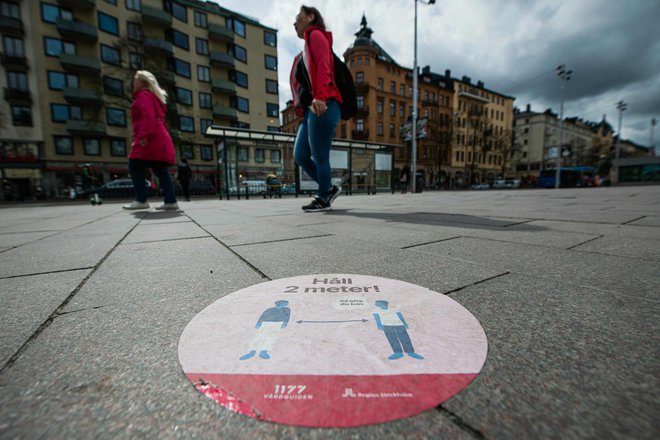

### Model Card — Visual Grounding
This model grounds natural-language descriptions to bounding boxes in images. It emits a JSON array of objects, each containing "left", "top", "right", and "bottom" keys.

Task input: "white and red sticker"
[{"left": 178, "top": 274, "right": 488, "bottom": 427}]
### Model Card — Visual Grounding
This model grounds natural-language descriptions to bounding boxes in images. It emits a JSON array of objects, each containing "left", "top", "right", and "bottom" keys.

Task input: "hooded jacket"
[
  {"left": 289, "top": 26, "right": 343, "bottom": 117},
  {"left": 128, "top": 89, "right": 176, "bottom": 165}
]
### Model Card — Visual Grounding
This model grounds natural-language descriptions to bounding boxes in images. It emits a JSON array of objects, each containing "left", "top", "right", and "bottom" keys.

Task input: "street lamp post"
[
  {"left": 555, "top": 64, "right": 572, "bottom": 189},
  {"left": 615, "top": 100, "right": 628, "bottom": 160},
  {"left": 651, "top": 117, "right": 657, "bottom": 156},
  {"left": 411, "top": 0, "right": 435, "bottom": 193}
]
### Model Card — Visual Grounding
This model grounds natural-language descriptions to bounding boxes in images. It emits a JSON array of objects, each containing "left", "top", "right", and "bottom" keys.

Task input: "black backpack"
[{"left": 305, "top": 31, "right": 357, "bottom": 120}]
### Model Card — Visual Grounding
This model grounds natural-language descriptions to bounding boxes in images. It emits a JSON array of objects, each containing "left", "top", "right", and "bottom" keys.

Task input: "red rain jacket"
[{"left": 128, "top": 89, "right": 176, "bottom": 165}]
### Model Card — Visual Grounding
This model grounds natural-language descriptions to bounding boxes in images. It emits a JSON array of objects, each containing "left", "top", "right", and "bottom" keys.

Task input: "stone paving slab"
[
  {"left": 446, "top": 272, "right": 659, "bottom": 439},
  {"left": 231, "top": 235, "right": 507, "bottom": 295},
  {"left": 411, "top": 236, "right": 660, "bottom": 296},
  {"left": 0, "top": 269, "right": 90, "bottom": 367},
  {"left": 627, "top": 215, "right": 660, "bottom": 227},
  {"left": 571, "top": 235, "right": 660, "bottom": 261},
  {"left": 123, "top": 220, "right": 209, "bottom": 244},
  {"left": 513, "top": 219, "right": 660, "bottom": 241},
  {"left": 204, "top": 222, "right": 334, "bottom": 247},
  {"left": 0, "top": 230, "right": 61, "bottom": 248},
  {"left": 0, "top": 213, "right": 139, "bottom": 278}
]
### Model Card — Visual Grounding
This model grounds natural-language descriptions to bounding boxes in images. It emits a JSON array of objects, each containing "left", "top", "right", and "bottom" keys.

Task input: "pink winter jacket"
[{"left": 128, "top": 89, "right": 176, "bottom": 165}]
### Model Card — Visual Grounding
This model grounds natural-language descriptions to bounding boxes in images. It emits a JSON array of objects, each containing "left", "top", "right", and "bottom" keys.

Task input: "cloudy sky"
[{"left": 215, "top": 0, "right": 660, "bottom": 150}]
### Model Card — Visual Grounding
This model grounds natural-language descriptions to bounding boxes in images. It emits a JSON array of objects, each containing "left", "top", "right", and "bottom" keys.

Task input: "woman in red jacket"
[
  {"left": 290, "top": 6, "right": 342, "bottom": 212},
  {"left": 123, "top": 70, "right": 178, "bottom": 210}
]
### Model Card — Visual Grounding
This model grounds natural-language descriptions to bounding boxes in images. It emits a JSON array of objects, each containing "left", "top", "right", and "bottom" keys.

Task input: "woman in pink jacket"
[{"left": 123, "top": 70, "right": 178, "bottom": 210}]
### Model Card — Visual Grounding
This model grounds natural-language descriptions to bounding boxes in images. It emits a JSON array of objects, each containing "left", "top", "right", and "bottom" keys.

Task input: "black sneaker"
[
  {"left": 328, "top": 185, "right": 342, "bottom": 205},
  {"left": 302, "top": 198, "right": 332, "bottom": 212}
]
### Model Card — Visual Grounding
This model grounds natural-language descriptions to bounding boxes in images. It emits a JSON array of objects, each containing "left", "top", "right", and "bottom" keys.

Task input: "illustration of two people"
[{"left": 240, "top": 299, "right": 423, "bottom": 361}]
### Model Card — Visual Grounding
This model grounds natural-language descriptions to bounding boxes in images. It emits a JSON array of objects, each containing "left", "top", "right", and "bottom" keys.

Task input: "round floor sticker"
[{"left": 178, "top": 274, "right": 488, "bottom": 427}]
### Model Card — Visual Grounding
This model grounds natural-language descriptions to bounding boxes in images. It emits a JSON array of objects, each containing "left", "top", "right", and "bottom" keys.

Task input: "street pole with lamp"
[
  {"left": 615, "top": 100, "right": 627, "bottom": 160},
  {"left": 555, "top": 64, "right": 571, "bottom": 189},
  {"left": 411, "top": 0, "right": 435, "bottom": 193}
]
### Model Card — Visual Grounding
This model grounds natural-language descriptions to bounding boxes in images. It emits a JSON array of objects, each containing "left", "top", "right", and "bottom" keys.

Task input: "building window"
[
  {"left": 103, "top": 76, "right": 124, "bottom": 96},
  {"left": 266, "top": 103, "right": 279, "bottom": 117},
  {"left": 389, "top": 123, "right": 395, "bottom": 137},
  {"left": 47, "top": 71, "right": 77, "bottom": 90},
  {"left": 356, "top": 96, "right": 364, "bottom": 109},
  {"left": 98, "top": 12, "right": 119, "bottom": 35},
  {"left": 200, "top": 144, "right": 212, "bottom": 161},
  {"left": 233, "top": 44, "right": 247, "bottom": 63},
  {"left": 377, "top": 122, "right": 383, "bottom": 136},
  {"left": 173, "top": 59, "right": 191, "bottom": 78},
  {"left": 180, "top": 143, "right": 193, "bottom": 159},
  {"left": 198, "top": 92, "right": 211, "bottom": 109},
  {"left": 44, "top": 37, "right": 75, "bottom": 57},
  {"left": 1, "top": 1, "right": 20, "bottom": 18},
  {"left": 390, "top": 81, "right": 395, "bottom": 93},
  {"left": 41, "top": 3, "right": 71, "bottom": 23},
  {"left": 270, "top": 149, "right": 281, "bottom": 163},
  {"left": 194, "top": 10, "right": 207, "bottom": 28},
  {"left": 8, "top": 71, "right": 28, "bottom": 90},
  {"left": 83, "top": 138, "right": 100, "bottom": 156},
  {"left": 11, "top": 105, "right": 31, "bottom": 126},
  {"left": 129, "top": 52, "right": 143, "bottom": 69},
  {"left": 389, "top": 101, "right": 395, "bottom": 116},
  {"left": 195, "top": 37, "right": 209, "bottom": 55},
  {"left": 126, "top": 0, "right": 141, "bottom": 11},
  {"left": 51, "top": 103, "right": 81, "bottom": 122},
  {"left": 264, "top": 55, "right": 277, "bottom": 71},
  {"left": 200, "top": 118, "right": 212, "bottom": 133},
  {"left": 355, "top": 72, "right": 364, "bottom": 84},
  {"left": 356, "top": 119, "right": 364, "bottom": 131},
  {"left": 377, "top": 99, "right": 383, "bottom": 114},
  {"left": 255, "top": 148, "right": 265, "bottom": 162},
  {"left": 197, "top": 65, "right": 210, "bottom": 82},
  {"left": 167, "top": 29, "right": 189, "bottom": 50},
  {"left": 377, "top": 78, "right": 383, "bottom": 90},
  {"left": 238, "top": 147, "right": 248, "bottom": 161},
  {"left": 3, "top": 36, "right": 24, "bottom": 57},
  {"left": 227, "top": 17, "right": 246, "bottom": 37},
  {"left": 106, "top": 108, "right": 126, "bottom": 126},
  {"left": 176, "top": 87, "right": 192, "bottom": 106},
  {"left": 127, "top": 21, "right": 143, "bottom": 41},
  {"left": 234, "top": 96, "right": 249, "bottom": 113},
  {"left": 264, "top": 30, "right": 276, "bottom": 47},
  {"left": 54, "top": 136, "right": 73, "bottom": 155},
  {"left": 266, "top": 79, "right": 278, "bottom": 94},
  {"left": 100, "top": 44, "right": 121, "bottom": 66},
  {"left": 180, "top": 116, "right": 194, "bottom": 132},
  {"left": 267, "top": 126, "right": 279, "bottom": 132},
  {"left": 169, "top": 1, "right": 187, "bottom": 22},
  {"left": 231, "top": 70, "right": 248, "bottom": 88},
  {"left": 110, "top": 138, "right": 126, "bottom": 156}
]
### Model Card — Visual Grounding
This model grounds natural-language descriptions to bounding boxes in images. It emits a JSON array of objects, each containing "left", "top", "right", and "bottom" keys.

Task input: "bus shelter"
[{"left": 205, "top": 126, "right": 401, "bottom": 199}]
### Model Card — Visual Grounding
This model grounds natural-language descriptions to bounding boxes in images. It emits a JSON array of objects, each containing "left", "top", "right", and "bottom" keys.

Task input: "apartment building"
[
  {"left": 282, "top": 15, "right": 515, "bottom": 189},
  {"left": 0, "top": 0, "right": 279, "bottom": 200}
]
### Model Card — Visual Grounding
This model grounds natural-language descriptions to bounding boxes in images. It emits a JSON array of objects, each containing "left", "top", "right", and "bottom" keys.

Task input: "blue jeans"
[
  {"left": 294, "top": 100, "right": 340, "bottom": 202},
  {"left": 128, "top": 159, "right": 177, "bottom": 204}
]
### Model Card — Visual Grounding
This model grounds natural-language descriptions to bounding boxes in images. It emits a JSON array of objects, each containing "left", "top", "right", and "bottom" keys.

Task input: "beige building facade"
[{"left": 0, "top": 0, "right": 279, "bottom": 200}]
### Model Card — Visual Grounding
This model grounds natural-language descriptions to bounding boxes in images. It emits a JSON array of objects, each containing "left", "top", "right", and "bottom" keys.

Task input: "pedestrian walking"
[
  {"left": 177, "top": 158, "right": 193, "bottom": 201},
  {"left": 290, "top": 5, "right": 342, "bottom": 212},
  {"left": 123, "top": 70, "right": 179, "bottom": 211},
  {"left": 400, "top": 165, "right": 410, "bottom": 194}
]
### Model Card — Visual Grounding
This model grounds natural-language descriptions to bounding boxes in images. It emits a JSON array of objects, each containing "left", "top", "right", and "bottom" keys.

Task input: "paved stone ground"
[{"left": 0, "top": 187, "right": 658, "bottom": 439}]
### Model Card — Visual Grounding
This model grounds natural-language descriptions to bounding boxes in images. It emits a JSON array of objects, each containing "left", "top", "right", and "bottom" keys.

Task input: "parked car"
[
  {"left": 493, "top": 179, "right": 521, "bottom": 189},
  {"left": 470, "top": 183, "right": 490, "bottom": 190},
  {"left": 80, "top": 178, "right": 155, "bottom": 199}
]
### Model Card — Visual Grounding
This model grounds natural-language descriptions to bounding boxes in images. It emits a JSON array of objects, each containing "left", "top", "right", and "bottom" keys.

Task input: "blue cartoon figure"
[
  {"left": 240, "top": 300, "right": 290, "bottom": 360},
  {"left": 373, "top": 300, "right": 424, "bottom": 360}
]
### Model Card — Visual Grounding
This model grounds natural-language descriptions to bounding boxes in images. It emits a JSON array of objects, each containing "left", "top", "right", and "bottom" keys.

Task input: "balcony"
[
  {"left": 57, "top": 0, "right": 96, "bottom": 10},
  {"left": 351, "top": 130, "right": 370, "bottom": 141},
  {"left": 56, "top": 19, "right": 98, "bottom": 42},
  {"left": 62, "top": 87, "right": 103, "bottom": 106},
  {"left": 144, "top": 38, "right": 174, "bottom": 56},
  {"left": 66, "top": 120, "right": 106, "bottom": 136},
  {"left": 0, "top": 16, "right": 24, "bottom": 36},
  {"left": 422, "top": 99, "right": 438, "bottom": 107},
  {"left": 142, "top": 5, "right": 172, "bottom": 27},
  {"left": 213, "top": 104, "right": 238, "bottom": 121},
  {"left": 59, "top": 54, "right": 101, "bottom": 75},
  {"left": 211, "top": 79, "right": 236, "bottom": 95},
  {"left": 208, "top": 23, "right": 234, "bottom": 42},
  {"left": 355, "top": 82, "right": 370, "bottom": 94},
  {"left": 0, "top": 52, "right": 28, "bottom": 69},
  {"left": 3, "top": 88, "right": 31, "bottom": 104},
  {"left": 355, "top": 107, "right": 369, "bottom": 118},
  {"left": 210, "top": 51, "right": 234, "bottom": 68}
]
